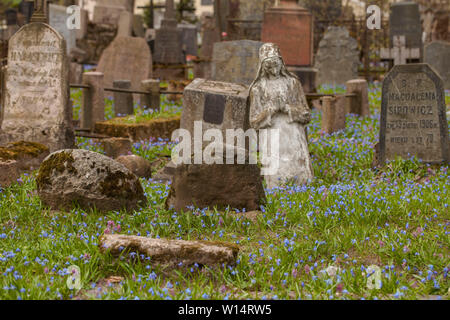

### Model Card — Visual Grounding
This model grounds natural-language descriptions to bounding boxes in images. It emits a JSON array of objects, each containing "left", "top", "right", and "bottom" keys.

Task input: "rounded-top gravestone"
[{"left": 0, "top": 22, "right": 75, "bottom": 152}]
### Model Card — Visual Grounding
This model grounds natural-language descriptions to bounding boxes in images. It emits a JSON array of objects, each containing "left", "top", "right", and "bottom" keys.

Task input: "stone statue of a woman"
[{"left": 249, "top": 43, "right": 314, "bottom": 188}]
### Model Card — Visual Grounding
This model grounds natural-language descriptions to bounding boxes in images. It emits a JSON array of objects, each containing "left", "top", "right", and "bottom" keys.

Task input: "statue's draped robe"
[{"left": 249, "top": 75, "right": 314, "bottom": 188}]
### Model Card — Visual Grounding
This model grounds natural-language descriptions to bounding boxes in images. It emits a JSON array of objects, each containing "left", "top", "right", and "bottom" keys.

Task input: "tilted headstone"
[
  {"left": 153, "top": 0, "right": 184, "bottom": 64},
  {"left": 178, "top": 23, "right": 198, "bottom": 57},
  {"left": 96, "top": 36, "right": 152, "bottom": 99},
  {"left": 0, "top": 23, "right": 74, "bottom": 152},
  {"left": 380, "top": 64, "right": 450, "bottom": 164},
  {"left": 424, "top": 41, "right": 450, "bottom": 90},
  {"left": 389, "top": 1, "right": 423, "bottom": 58},
  {"left": 49, "top": 4, "right": 76, "bottom": 53},
  {"left": 314, "top": 26, "right": 360, "bottom": 87},
  {"left": 212, "top": 40, "right": 263, "bottom": 86}
]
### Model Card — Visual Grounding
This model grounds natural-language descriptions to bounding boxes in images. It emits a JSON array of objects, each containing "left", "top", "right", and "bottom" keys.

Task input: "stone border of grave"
[
  {"left": 380, "top": 64, "right": 449, "bottom": 165},
  {"left": 94, "top": 116, "right": 181, "bottom": 142}
]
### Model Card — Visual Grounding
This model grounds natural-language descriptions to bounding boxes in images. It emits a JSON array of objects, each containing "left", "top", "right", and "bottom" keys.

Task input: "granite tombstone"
[
  {"left": 314, "top": 26, "right": 360, "bottom": 87},
  {"left": 96, "top": 36, "right": 152, "bottom": 99},
  {"left": 380, "top": 64, "right": 449, "bottom": 164}
]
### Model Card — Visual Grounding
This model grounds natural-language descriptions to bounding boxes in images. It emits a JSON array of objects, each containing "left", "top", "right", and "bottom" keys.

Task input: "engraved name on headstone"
[
  {"left": 0, "top": 22, "right": 74, "bottom": 152},
  {"left": 380, "top": 64, "right": 449, "bottom": 164}
]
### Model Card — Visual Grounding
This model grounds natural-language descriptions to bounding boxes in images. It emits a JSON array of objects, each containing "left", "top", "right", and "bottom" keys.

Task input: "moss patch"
[
  {"left": 36, "top": 151, "right": 77, "bottom": 188},
  {"left": 0, "top": 141, "right": 49, "bottom": 161},
  {"left": 99, "top": 168, "right": 144, "bottom": 202}
]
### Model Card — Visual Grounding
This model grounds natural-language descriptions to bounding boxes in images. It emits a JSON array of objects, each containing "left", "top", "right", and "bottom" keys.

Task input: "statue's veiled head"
[{"left": 259, "top": 43, "right": 283, "bottom": 77}]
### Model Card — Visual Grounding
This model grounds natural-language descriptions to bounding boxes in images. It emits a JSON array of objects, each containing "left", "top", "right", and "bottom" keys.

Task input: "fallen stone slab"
[{"left": 99, "top": 234, "right": 239, "bottom": 267}]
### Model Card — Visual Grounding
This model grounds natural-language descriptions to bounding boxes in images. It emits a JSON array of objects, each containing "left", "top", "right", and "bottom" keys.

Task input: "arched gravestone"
[
  {"left": 380, "top": 64, "right": 450, "bottom": 164},
  {"left": 314, "top": 26, "right": 360, "bottom": 87},
  {"left": 212, "top": 40, "right": 263, "bottom": 86},
  {"left": 0, "top": 23, "right": 74, "bottom": 152},
  {"left": 96, "top": 36, "right": 152, "bottom": 99}
]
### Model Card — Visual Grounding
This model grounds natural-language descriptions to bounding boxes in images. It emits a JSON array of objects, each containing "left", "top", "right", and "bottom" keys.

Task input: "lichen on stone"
[
  {"left": 36, "top": 150, "right": 77, "bottom": 188},
  {"left": 99, "top": 168, "right": 144, "bottom": 202},
  {"left": 0, "top": 141, "right": 49, "bottom": 161}
]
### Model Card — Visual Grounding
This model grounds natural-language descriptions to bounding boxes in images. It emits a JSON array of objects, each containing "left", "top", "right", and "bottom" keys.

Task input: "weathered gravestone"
[
  {"left": 389, "top": 1, "right": 423, "bottom": 59},
  {"left": 261, "top": 0, "right": 313, "bottom": 67},
  {"left": 380, "top": 64, "right": 450, "bottom": 164},
  {"left": 178, "top": 23, "right": 198, "bottom": 57},
  {"left": 180, "top": 78, "right": 250, "bottom": 147},
  {"left": 96, "top": 36, "right": 152, "bottom": 99},
  {"left": 154, "top": 0, "right": 184, "bottom": 64},
  {"left": 168, "top": 78, "right": 265, "bottom": 212},
  {"left": 212, "top": 40, "right": 263, "bottom": 86},
  {"left": 0, "top": 22, "right": 75, "bottom": 152},
  {"left": 315, "top": 26, "right": 360, "bottom": 87},
  {"left": 424, "top": 41, "right": 450, "bottom": 90},
  {"left": 226, "top": 0, "right": 275, "bottom": 41},
  {"left": 49, "top": 4, "right": 76, "bottom": 54}
]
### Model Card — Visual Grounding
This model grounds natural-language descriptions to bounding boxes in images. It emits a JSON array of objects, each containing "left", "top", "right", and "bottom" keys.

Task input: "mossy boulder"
[{"left": 36, "top": 149, "right": 147, "bottom": 212}]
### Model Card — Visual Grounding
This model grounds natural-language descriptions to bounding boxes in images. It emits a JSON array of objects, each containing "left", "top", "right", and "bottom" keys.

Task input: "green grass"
[{"left": 0, "top": 84, "right": 449, "bottom": 300}]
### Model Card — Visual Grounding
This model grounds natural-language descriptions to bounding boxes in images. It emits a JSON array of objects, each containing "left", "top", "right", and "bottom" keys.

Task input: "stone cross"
[
  {"left": 27, "top": 0, "right": 47, "bottom": 23},
  {"left": 381, "top": 35, "right": 420, "bottom": 65}
]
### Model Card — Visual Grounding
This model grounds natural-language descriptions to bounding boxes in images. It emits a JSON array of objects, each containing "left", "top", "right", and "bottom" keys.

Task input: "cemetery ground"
[{"left": 0, "top": 84, "right": 449, "bottom": 300}]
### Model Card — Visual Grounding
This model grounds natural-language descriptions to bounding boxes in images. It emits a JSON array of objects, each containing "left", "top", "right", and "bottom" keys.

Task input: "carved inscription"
[
  {"left": 381, "top": 64, "right": 449, "bottom": 164},
  {"left": 0, "top": 23, "right": 74, "bottom": 152}
]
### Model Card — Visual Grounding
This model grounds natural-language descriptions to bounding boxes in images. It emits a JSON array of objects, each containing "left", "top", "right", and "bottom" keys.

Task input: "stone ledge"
[{"left": 94, "top": 116, "right": 180, "bottom": 142}]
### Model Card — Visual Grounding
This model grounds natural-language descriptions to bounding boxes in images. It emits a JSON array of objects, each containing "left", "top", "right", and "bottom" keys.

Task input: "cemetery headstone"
[
  {"left": 117, "top": 10, "right": 133, "bottom": 37},
  {"left": 261, "top": 0, "right": 316, "bottom": 92},
  {"left": 178, "top": 23, "right": 198, "bottom": 57},
  {"left": 389, "top": 1, "right": 423, "bottom": 59},
  {"left": 113, "top": 80, "right": 134, "bottom": 116},
  {"left": 380, "top": 63, "right": 450, "bottom": 164},
  {"left": 181, "top": 78, "right": 250, "bottom": 146},
  {"left": 424, "top": 41, "right": 450, "bottom": 90},
  {"left": 315, "top": 26, "right": 360, "bottom": 87},
  {"left": 0, "top": 22, "right": 75, "bottom": 152},
  {"left": 93, "top": 5, "right": 126, "bottom": 26},
  {"left": 132, "top": 14, "right": 145, "bottom": 38},
  {"left": 261, "top": 0, "right": 313, "bottom": 67},
  {"left": 153, "top": 0, "right": 184, "bottom": 64},
  {"left": 96, "top": 36, "right": 152, "bottom": 100},
  {"left": 226, "top": 0, "right": 275, "bottom": 41},
  {"left": 49, "top": 4, "right": 76, "bottom": 53},
  {"left": 212, "top": 40, "right": 263, "bottom": 86}
]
